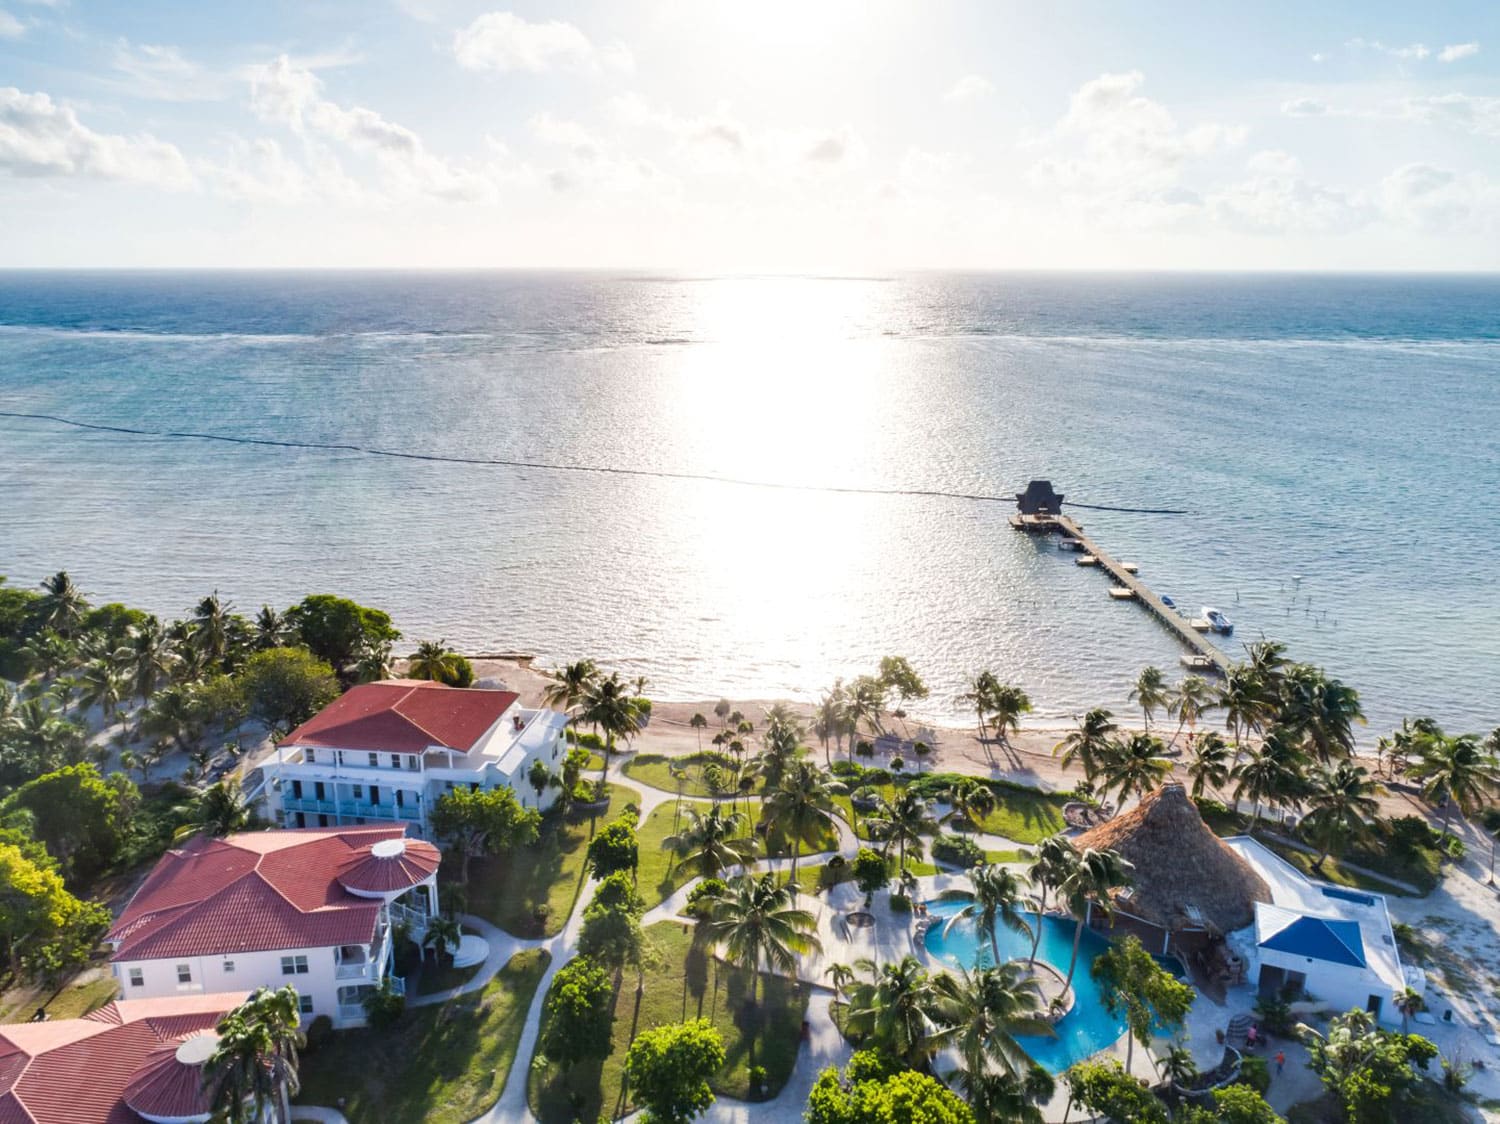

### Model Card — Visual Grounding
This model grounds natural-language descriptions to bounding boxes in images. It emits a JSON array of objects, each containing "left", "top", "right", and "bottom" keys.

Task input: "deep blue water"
[{"left": 1, "top": 271, "right": 1496, "bottom": 736}]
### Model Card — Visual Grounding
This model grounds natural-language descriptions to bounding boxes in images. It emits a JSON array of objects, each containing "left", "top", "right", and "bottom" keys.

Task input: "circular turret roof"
[
  {"left": 123, "top": 1031, "right": 218, "bottom": 1123},
  {"left": 337, "top": 835, "right": 441, "bottom": 895}
]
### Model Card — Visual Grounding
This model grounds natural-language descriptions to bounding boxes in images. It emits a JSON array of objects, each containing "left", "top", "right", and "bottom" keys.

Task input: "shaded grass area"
[
  {"left": 1263, "top": 839, "right": 1418, "bottom": 897},
  {"left": 296, "top": 949, "right": 549, "bottom": 1124},
  {"left": 466, "top": 784, "right": 641, "bottom": 937},
  {"left": 528, "top": 923, "right": 809, "bottom": 1123},
  {"left": 0, "top": 971, "right": 118, "bottom": 1022},
  {"left": 832, "top": 777, "right": 1068, "bottom": 846},
  {"left": 636, "top": 798, "right": 842, "bottom": 909},
  {"left": 622, "top": 751, "right": 742, "bottom": 799}
]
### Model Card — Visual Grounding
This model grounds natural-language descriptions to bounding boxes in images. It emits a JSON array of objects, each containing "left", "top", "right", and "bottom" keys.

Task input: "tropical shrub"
[
  {"left": 302, "top": 1014, "right": 334, "bottom": 1052},
  {"left": 541, "top": 956, "right": 614, "bottom": 1068},
  {"left": 362, "top": 977, "right": 405, "bottom": 1030},
  {"left": 931, "top": 833, "right": 985, "bottom": 869},
  {"left": 685, "top": 878, "right": 727, "bottom": 918},
  {"left": 851, "top": 848, "right": 889, "bottom": 897},
  {"left": 1237, "top": 1054, "right": 1271, "bottom": 1094}
]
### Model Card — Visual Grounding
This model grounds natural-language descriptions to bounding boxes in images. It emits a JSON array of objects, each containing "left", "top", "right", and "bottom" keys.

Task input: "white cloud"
[
  {"left": 1310, "top": 52, "right": 1326, "bottom": 63},
  {"left": 1401, "top": 93, "right": 1500, "bottom": 137},
  {"left": 0, "top": 10, "right": 23, "bottom": 38},
  {"left": 0, "top": 86, "right": 195, "bottom": 187},
  {"left": 1438, "top": 42, "right": 1480, "bottom": 63},
  {"left": 1347, "top": 38, "right": 1429, "bottom": 60},
  {"left": 112, "top": 41, "right": 227, "bottom": 102},
  {"left": 1207, "top": 152, "right": 1368, "bottom": 234},
  {"left": 1281, "top": 97, "right": 1329, "bottom": 117},
  {"left": 452, "top": 11, "right": 631, "bottom": 74},
  {"left": 247, "top": 55, "right": 497, "bottom": 202},
  {"left": 943, "top": 74, "right": 994, "bottom": 103},
  {"left": 1379, "top": 163, "right": 1497, "bottom": 232},
  {"left": 1033, "top": 71, "right": 1244, "bottom": 204}
]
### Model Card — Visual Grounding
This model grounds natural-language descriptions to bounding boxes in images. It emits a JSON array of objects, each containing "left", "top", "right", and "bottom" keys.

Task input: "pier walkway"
[{"left": 1012, "top": 512, "right": 1232, "bottom": 675}]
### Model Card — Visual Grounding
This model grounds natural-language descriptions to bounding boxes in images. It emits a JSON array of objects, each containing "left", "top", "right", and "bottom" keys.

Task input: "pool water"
[{"left": 922, "top": 902, "right": 1128, "bottom": 1073}]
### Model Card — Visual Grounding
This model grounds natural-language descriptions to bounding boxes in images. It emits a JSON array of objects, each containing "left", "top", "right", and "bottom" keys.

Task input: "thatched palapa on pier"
[{"left": 1074, "top": 783, "right": 1270, "bottom": 934}]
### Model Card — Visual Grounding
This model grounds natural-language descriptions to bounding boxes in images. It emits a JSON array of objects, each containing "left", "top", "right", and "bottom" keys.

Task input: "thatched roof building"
[{"left": 1074, "top": 783, "right": 1271, "bottom": 934}]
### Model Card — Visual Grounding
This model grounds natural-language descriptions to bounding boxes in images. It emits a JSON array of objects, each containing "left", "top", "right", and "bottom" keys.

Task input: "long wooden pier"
[{"left": 1011, "top": 511, "right": 1232, "bottom": 675}]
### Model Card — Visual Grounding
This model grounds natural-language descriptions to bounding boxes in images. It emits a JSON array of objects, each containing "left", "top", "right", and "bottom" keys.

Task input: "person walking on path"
[{"left": 1274, "top": 1050, "right": 1285, "bottom": 1075}]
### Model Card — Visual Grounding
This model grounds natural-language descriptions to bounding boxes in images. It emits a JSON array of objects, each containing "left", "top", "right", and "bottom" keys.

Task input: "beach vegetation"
[
  {"left": 283, "top": 593, "right": 399, "bottom": 684},
  {"left": 407, "top": 640, "right": 474, "bottom": 687},
  {"left": 1296, "top": 1008, "right": 1438, "bottom": 1123},
  {"left": 239, "top": 646, "right": 339, "bottom": 736}
]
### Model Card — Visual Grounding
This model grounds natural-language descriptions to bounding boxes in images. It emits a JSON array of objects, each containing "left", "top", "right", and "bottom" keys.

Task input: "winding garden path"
[{"left": 420, "top": 757, "right": 1035, "bottom": 1124}]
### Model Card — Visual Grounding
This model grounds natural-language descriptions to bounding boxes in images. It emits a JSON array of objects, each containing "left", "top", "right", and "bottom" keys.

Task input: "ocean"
[{"left": 1, "top": 271, "right": 1497, "bottom": 739}]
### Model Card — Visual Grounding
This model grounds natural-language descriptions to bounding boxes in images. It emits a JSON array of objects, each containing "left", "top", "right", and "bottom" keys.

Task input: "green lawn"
[
  {"left": 833, "top": 778, "right": 1067, "bottom": 846},
  {"left": 622, "top": 751, "right": 743, "bottom": 798},
  {"left": 528, "top": 923, "right": 810, "bottom": 1123},
  {"left": 466, "top": 784, "right": 641, "bottom": 937},
  {"left": 296, "top": 948, "right": 550, "bottom": 1124},
  {"left": 636, "top": 799, "right": 841, "bottom": 909},
  {"left": 0, "top": 970, "right": 118, "bottom": 1023}
]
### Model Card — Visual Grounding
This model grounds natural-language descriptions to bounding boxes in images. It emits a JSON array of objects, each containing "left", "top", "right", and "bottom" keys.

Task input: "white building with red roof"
[
  {"left": 107, "top": 825, "right": 439, "bottom": 1028},
  {"left": 0, "top": 992, "right": 242, "bottom": 1124},
  {"left": 259, "top": 679, "right": 567, "bottom": 837}
]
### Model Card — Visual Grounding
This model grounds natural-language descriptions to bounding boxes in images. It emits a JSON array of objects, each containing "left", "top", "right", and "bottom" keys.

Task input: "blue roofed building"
[{"left": 1225, "top": 838, "right": 1412, "bottom": 1025}]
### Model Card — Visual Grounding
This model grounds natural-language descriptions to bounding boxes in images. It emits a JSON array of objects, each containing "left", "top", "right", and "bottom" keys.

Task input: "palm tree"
[
  {"left": 1393, "top": 986, "right": 1425, "bottom": 1032},
  {"left": 962, "top": 1068, "right": 1054, "bottom": 1124},
  {"left": 18, "top": 630, "right": 76, "bottom": 682},
  {"left": 1231, "top": 727, "right": 1308, "bottom": 833},
  {"left": 1096, "top": 733, "right": 1172, "bottom": 806},
  {"left": 943, "top": 777, "right": 996, "bottom": 835},
  {"left": 1059, "top": 847, "right": 1133, "bottom": 990},
  {"left": 408, "top": 640, "right": 463, "bottom": 683},
  {"left": 174, "top": 777, "right": 252, "bottom": 840},
  {"left": 204, "top": 985, "right": 302, "bottom": 1124},
  {"left": 1159, "top": 1041, "right": 1197, "bottom": 1090},
  {"left": 73, "top": 658, "right": 125, "bottom": 723},
  {"left": 844, "top": 955, "right": 944, "bottom": 1071},
  {"left": 845, "top": 675, "right": 887, "bottom": 741},
  {"left": 252, "top": 605, "right": 286, "bottom": 650},
  {"left": 825, "top": 961, "right": 856, "bottom": 1001},
  {"left": 191, "top": 591, "right": 233, "bottom": 669},
  {"left": 1408, "top": 730, "right": 1500, "bottom": 838},
  {"left": 664, "top": 806, "right": 759, "bottom": 879},
  {"left": 961, "top": 670, "right": 1000, "bottom": 741},
  {"left": 1129, "top": 666, "right": 1169, "bottom": 733},
  {"left": 424, "top": 914, "right": 462, "bottom": 965},
  {"left": 869, "top": 789, "right": 938, "bottom": 876},
  {"left": 812, "top": 684, "right": 845, "bottom": 762},
  {"left": 986, "top": 684, "right": 1032, "bottom": 745},
  {"left": 542, "top": 658, "right": 598, "bottom": 712},
  {"left": 932, "top": 962, "right": 1049, "bottom": 1083},
  {"left": 126, "top": 617, "right": 174, "bottom": 705},
  {"left": 1281, "top": 666, "right": 1365, "bottom": 761},
  {"left": 1185, "top": 731, "right": 1232, "bottom": 799},
  {"left": 1302, "top": 760, "right": 1382, "bottom": 872},
  {"left": 37, "top": 571, "right": 87, "bottom": 635},
  {"left": 935, "top": 864, "right": 1032, "bottom": 967},
  {"left": 1053, "top": 709, "right": 1117, "bottom": 784},
  {"left": 1026, "top": 834, "right": 1076, "bottom": 969},
  {"left": 1218, "top": 664, "right": 1269, "bottom": 747},
  {"left": 1168, "top": 675, "right": 1214, "bottom": 748},
  {"left": 762, "top": 760, "right": 845, "bottom": 884},
  {"left": 757, "top": 714, "right": 801, "bottom": 792},
  {"left": 703, "top": 873, "right": 822, "bottom": 1015},
  {"left": 578, "top": 671, "right": 643, "bottom": 783},
  {"left": 689, "top": 711, "right": 708, "bottom": 751}
]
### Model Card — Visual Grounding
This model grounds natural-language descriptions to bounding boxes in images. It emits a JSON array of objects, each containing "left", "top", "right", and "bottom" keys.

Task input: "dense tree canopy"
[
  {"left": 284, "top": 594, "right": 399, "bottom": 682},
  {"left": 541, "top": 955, "right": 614, "bottom": 1068},
  {"left": 239, "top": 646, "right": 340, "bottom": 735},
  {"left": 0, "top": 840, "right": 111, "bottom": 981},
  {"left": 806, "top": 1061, "right": 977, "bottom": 1124},
  {"left": 430, "top": 784, "right": 541, "bottom": 886},
  {"left": 624, "top": 1018, "right": 726, "bottom": 1124},
  {"left": 4, "top": 763, "right": 132, "bottom": 881}
]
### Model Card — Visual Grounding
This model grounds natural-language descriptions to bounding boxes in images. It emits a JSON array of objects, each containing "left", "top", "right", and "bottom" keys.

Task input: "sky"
[{"left": 1, "top": 1, "right": 1498, "bottom": 270}]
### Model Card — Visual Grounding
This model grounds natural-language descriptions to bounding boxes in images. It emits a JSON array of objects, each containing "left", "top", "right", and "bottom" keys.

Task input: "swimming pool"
[{"left": 922, "top": 900, "right": 1128, "bottom": 1073}]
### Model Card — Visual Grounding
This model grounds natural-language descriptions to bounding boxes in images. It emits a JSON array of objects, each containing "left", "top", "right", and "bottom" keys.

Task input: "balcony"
[
  {"left": 280, "top": 797, "right": 424, "bottom": 822},
  {"left": 336, "top": 960, "right": 372, "bottom": 980}
]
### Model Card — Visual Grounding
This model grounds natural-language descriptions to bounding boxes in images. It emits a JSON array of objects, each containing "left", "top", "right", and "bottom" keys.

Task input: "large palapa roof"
[{"left": 1074, "top": 783, "right": 1272, "bottom": 933}]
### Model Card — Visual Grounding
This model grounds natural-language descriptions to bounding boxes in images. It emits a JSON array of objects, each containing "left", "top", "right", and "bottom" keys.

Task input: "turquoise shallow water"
[
  {"left": 1, "top": 271, "right": 1497, "bottom": 736},
  {"left": 922, "top": 902, "right": 1129, "bottom": 1073}
]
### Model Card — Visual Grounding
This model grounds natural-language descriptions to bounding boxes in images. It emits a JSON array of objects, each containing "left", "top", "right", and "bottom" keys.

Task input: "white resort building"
[
  {"left": 106, "top": 825, "right": 440, "bottom": 1028},
  {"left": 1225, "top": 836, "right": 1414, "bottom": 1024},
  {"left": 259, "top": 678, "right": 568, "bottom": 836}
]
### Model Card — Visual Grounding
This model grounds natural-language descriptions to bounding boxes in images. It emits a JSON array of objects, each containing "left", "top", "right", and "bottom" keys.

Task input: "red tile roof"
[
  {"left": 0, "top": 993, "right": 239, "bottom": 1124},
  {"left": 337, "top": 837, "right": 442, "bottom": 895},
  {"left": 108, "top": 826, "right": 423, "bottom": 961},
  {"left": 282, "top": 680, "right": 518, "bottom": 754}
]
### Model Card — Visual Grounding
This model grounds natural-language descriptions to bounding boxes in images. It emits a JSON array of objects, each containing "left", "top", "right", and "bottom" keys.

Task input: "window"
[
  {"left": 408, "top": 756, "right": 419, "bottom": 771},
  {"left": 370, "top": 786, "right": 380, "bottom": 806},
  {"left": 128, "top": 968, "right": 144, "bottom": 988},
  {"left": 281, "top": 955, "right": 309, "bottom": 976},
  {"left": 291, "top": 779, "right": 303, "bottom": 799},
  {"left": 352, "top": 784, "right": 363, "bottom": 799},
  {"left": 176, "top": 964, "right": 192, "bottom": 985},
  {"left": 390, "top": 754, "right": 401, "bottom": 769},
  {"left": 222, "top": 960, "right": 235, "bottom": 974},
  {"left": 369, "top": 752, "right": 379, "bottom": 768},
  {"left": 306, "top": 748, "right": 316, "bottom": 763},
  {"left": 299, "top": 995, "right": 314, "bottom": 1015}
]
